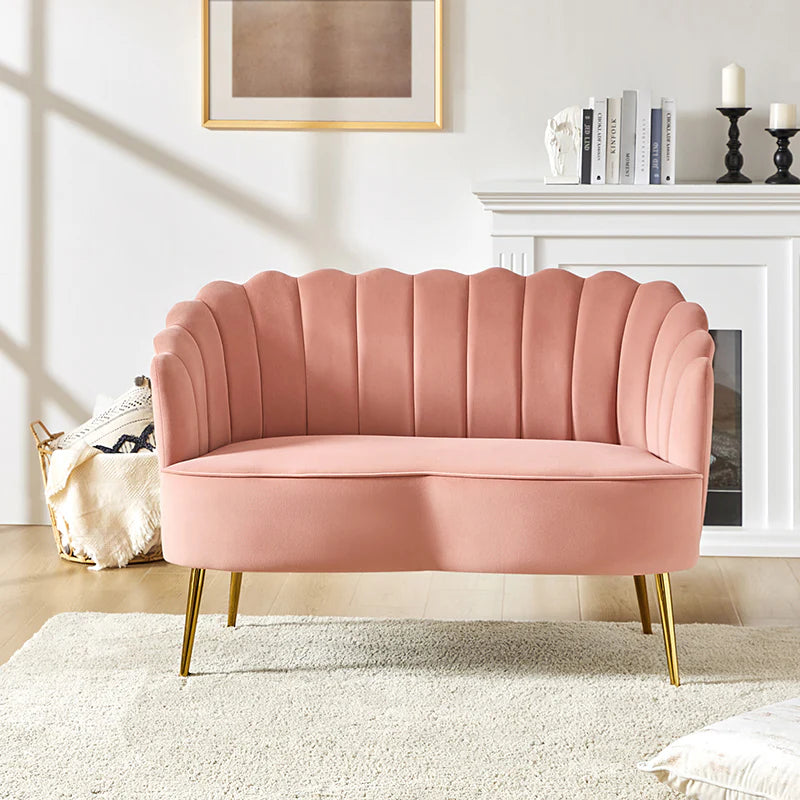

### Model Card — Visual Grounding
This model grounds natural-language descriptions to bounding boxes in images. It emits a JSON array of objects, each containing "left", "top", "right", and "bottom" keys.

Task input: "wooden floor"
[{"left": 2, "top": 525, "right": 800, "bottom": 665}]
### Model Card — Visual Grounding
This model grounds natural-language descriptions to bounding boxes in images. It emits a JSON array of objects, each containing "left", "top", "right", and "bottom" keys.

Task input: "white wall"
[{"left": 2, "top": 0, "right": 799, "bottom": 523}]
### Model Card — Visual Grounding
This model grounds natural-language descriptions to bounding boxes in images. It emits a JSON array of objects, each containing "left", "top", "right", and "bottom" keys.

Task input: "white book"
[
  {"left": 634, "top": 89, "right": 652, "bottom": 185},
  {"left": 605, "top": 97, "right": 621, "bottom": 184},
  {"left": 620, "top": 90, "right": 637, "bottom": 184},
  {"left": 591, "top": 97, "right": 607, "bottom": 184},
  {"left": 661, "top": 98, "right": 677, "bottom": 184}
]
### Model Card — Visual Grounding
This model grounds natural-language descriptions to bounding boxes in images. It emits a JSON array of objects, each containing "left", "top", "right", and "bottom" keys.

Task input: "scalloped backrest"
[{"left": 154, "top": 268, "right": 711, "bottom": 459}]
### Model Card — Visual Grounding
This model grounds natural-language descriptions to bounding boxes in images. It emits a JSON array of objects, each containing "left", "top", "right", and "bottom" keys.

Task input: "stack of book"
[{"left": 581, "top": 92, "right": 676, "bottom": 185}]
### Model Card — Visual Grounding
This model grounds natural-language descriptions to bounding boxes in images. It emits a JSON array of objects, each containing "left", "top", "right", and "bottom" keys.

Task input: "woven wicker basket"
[{"left": 29, "top": 420, "right": 163, "bottom": 566}]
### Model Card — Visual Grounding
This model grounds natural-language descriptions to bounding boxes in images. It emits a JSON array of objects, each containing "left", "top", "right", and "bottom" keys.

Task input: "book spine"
[
  {"left": 591, "top": 98, "right": 607, "bottom": 184},
  {"left": 661, "top": 98, "right": 676, "bottom": 184},
  {"left": 605, "top": 97, "right": 621, "bottom": 184},
  {"left": 634, "top": 89, "right": 651, "bottom": 184},
  {"left": 650, "top": 108, "right": 662, "bottom": 184},
  {"left": 581, "top": 107, "right": 593, "bottom": 185},
  {"left": 620, "top": 90, "right": 636, "bottom": 184}
]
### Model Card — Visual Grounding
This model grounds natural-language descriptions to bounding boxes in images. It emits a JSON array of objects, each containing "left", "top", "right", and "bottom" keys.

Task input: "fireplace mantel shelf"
[{"left": 474, "top": 180, "right": 800, "bottom": 214}]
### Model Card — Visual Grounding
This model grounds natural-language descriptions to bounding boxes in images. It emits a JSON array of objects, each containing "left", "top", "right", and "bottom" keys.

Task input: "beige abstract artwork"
[{"left": 232, "top": 0, "right": 413, "bottom": 98}]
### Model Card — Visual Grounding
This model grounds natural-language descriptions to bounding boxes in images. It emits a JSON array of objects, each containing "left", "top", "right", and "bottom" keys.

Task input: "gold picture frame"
[{"left": 202, "top": 0, "right": 443, "bottom": 131}]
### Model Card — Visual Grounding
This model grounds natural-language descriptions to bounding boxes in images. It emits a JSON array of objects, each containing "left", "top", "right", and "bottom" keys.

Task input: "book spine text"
[
  {"left": 650, "top": 107, "right": 662, "bottom": 184},
  {"left": 620, "top": 90, "right": 637, "bottom": 185},
  {"left": 634, "top": 89, "right": 652, "bottom": 185},
  {"left": 591, "top": 98, "right": 607, "bottom": 184},
  {"left": 581, "top": 108, "right": 593, "bottom": 185},
  {"left": 605, "top": 97, "right": 621, "bottom": 184},
  {"left": 661, "top": 98, "right": 676, "bottom": 184}
]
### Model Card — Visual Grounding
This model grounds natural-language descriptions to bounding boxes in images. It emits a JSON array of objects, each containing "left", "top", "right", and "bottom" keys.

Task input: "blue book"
[{"left": 650, "top": 108, "right": 662, "bottom": 184}]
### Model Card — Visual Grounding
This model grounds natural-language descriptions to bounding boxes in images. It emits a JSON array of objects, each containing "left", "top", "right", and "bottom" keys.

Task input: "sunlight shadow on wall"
[{"left": 1, "top": 0, "right": 386, "bottom": 522}]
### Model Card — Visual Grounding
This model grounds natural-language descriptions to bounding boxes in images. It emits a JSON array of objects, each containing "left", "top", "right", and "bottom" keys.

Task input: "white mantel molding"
[
  {"left": 474, "top": 181, "right": 800, "bottom": 240},
  {"left": 474, "top": 180, "right": 800, "bottom": 558},
  {"left": 475, "top": 180, "right": 800, "bottom": 214}
]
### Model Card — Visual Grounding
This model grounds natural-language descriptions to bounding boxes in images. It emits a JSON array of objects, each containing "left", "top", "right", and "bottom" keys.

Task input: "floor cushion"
[{"left": 639, "top": 695, "right": 800, "bottom": 800}]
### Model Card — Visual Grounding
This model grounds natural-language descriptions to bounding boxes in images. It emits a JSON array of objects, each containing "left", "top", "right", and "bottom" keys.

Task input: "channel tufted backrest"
[{"left": 153, "top": 268, "right": 713, "bottom": 468}]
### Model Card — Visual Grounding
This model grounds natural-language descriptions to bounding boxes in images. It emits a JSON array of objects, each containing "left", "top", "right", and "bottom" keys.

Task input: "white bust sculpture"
[{"left": 544, "top": 105, "right": 582, "bottom": 183}]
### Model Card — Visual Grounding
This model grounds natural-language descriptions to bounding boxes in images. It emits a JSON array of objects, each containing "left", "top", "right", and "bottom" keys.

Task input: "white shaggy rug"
[{"left": 2, "top": 614, "right": 800, "bottom": 799}]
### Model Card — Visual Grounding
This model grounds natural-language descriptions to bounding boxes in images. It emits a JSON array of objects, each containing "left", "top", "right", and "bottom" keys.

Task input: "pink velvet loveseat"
[{"left": 151, "top": 267, "right": 714, "bottom": 685}]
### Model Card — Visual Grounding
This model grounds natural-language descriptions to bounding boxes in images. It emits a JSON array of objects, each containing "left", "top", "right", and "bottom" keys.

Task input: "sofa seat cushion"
[
  {"left": 166, "top": 435, "right": 695, "bottom": 481},
  {"left": 160, "top": 435, "right": 704, "bottom": 575}
]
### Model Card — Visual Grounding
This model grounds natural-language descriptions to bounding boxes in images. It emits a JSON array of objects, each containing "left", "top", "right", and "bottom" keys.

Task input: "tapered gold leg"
[
  {"left": 633, "top": 575, "right": 652, "bottom": 634},
  {"left": 179, "top": 568, "right": 205, "bottom": 677},
  {"left": 227, "top": 572, "right": 243, "bottom": 628},
  {"left": 654, "top": 573, "right": 680, "bottom": 687}
]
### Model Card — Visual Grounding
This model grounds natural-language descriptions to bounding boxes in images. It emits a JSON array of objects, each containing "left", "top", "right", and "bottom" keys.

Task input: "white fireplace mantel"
[
  {"left": 476, "top": 181, "right": 800, "bottom": 242},
  {"left": 474, "top": 180, "right": 800, "bottom": 558},
  {"left": 476, "top": 180, "right": 800, "bottom": 213}
]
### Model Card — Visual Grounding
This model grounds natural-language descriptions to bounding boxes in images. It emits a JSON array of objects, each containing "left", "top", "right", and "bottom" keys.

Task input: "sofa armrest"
[
  {"left": 645, "top": 308, "right": 715, "bottom": 520},
  {"left": 667, "top": 356, "right": 715, "bottom": 497},
  {"left": 152, "top": 308, "right": 221, "bottom": 468},
  {"left": 151, "top": 352, "right": 201, "bottom": 469}
]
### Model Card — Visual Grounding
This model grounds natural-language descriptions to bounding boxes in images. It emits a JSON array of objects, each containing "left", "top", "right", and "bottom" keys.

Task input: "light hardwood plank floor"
[{"left": 2, "top": 525, "right": 799, "bottom": 665}]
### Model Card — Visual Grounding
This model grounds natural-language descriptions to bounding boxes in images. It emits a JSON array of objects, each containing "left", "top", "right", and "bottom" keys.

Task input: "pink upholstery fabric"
[
  {"left": 572, "top": 271, "right": 639, "bottom": 443},
  {"left": 167, "top": 435, "right": 695, "bottom": 481},
  {"left": 356, "top": 270, "right": 415, "bottom": 436},
  {"left": 161, "top": 437, "right": 703, "bottom": 575},
  {"left": 521, "top": 269, "right": 583, "bottom": 440},
  {"left": 243, "top": 271, "right": 307, "bottom": 438},
  {"left": 413, "top": 271, "right": 468, "bottom": 437},
  {"left": 151, "top": 268, "right": 714, "bottom": 576},
  {"left": 617, "top": 281, "right": 684, "bottom": 450}
]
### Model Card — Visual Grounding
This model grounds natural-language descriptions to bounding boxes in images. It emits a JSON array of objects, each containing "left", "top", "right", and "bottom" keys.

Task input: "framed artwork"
[{"left": 203, "top": 0, "right": 443, "bottom": 130}]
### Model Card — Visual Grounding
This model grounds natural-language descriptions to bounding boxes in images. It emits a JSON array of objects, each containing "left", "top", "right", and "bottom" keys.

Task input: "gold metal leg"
[
  {"left": 633, "top": 575, "right": 652, "bottom": 634},
  {"left": 654, "top": 573, "right": 680, "bottom": 687},
  {"left": 227, "top": 572, "right": 243, "bottom": 628},
  {"left": 179, "top": 568, "right": 205, "bottom": 677}
]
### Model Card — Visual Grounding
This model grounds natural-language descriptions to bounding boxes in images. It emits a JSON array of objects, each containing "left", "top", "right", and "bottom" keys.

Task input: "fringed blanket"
[{"left": 46, "top": 445, "right": 161, "bottom": 569}]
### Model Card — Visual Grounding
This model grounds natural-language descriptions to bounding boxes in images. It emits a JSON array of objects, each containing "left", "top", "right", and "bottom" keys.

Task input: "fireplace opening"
[{"left": 704, "top": 330, "right": 742, "bottom": 526}]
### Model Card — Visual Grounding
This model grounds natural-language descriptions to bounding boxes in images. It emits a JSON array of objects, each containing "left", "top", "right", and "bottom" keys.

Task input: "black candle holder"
[
  {"left": 716, "top": 107, "right": 752, "bottom": 183},
  {"left": 765, "top": 128, "right": 800, "bottom": 184}
]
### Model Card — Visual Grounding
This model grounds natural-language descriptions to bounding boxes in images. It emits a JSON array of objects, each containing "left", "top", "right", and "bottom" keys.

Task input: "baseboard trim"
[{"left": 700, "top": 527, "right": 800, "bottom": 557}]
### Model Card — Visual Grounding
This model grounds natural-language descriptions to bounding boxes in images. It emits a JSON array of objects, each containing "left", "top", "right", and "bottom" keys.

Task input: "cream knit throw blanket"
[{"left": 46, "top": 446, "right": 161, "bottom": 569}]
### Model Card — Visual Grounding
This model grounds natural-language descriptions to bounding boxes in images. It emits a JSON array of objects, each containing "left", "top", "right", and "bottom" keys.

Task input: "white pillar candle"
[
  {"left": 721, "top": 63, "right": 746, "bottom": 107},
  {"left": 769, "top": 103, "right": 797, "bottom": 129}
]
